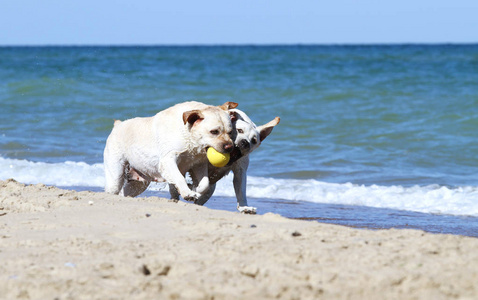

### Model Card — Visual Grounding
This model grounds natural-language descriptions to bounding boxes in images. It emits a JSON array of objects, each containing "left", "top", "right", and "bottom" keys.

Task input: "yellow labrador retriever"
[{"left": 104, "top": 101, "right": 237, "bottom": 201}]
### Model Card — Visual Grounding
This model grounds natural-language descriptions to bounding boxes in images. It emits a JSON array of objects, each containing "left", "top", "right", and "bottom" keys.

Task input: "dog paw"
[
  {"left": 238, "top": 206, "right": 257, "bottom": 214},
  {"left": 183, "top": 191, "right": 200, "bottom": 202}
]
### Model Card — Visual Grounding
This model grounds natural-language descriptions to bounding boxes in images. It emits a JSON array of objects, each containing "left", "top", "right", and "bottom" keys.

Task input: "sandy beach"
[{"left": 1, "top": 179, "right": 477, "bottom": 300}]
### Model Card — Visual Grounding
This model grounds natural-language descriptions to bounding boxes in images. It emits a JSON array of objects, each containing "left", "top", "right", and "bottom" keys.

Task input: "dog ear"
[
  {"left": 229, "top": 111, "right": 238, "bottom": 122},
  {"left": 183, "top": 110, "right": 204, "bottom": 126},
  {"left": 258, "top": 117, "right": 280, "bottom": 142},
  {"left": 218, "top": 102, "right": 238, "bottom": 110}
]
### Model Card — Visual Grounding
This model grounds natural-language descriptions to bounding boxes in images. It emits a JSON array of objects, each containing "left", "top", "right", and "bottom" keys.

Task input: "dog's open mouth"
[{"left": 227, "top": 146, "right": 243, "bottom": 166}]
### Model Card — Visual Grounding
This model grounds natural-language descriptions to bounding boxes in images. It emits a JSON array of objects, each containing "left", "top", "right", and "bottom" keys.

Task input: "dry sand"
[{"left": 1, "top": 179, "right": 477, "bottom": 300}]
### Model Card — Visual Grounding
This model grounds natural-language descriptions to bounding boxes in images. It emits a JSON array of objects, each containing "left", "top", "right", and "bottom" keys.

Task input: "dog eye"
[
  {"left": 210, "top": 130, "right": 220, "bottom": 135},
  {"left": 238, "top": 129, "right": 244, "bottom": 134},
  {"left": 251, "top": 137, "right": 258, "bottom": 144}
]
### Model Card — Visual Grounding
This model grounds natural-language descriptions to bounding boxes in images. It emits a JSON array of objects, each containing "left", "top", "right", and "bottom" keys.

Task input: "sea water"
[{"left": 1, "top": 45, "right": 478, "bottom": 236}]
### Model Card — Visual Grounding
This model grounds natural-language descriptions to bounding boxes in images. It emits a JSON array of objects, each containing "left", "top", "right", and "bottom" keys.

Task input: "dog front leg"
[
  {"left": 159, "top": 155, "right": 200, "bottom": 202},
  {"left": 169, "top": 184, "right": 180, "bottom": 201},
  {"left": 233, "top": 162, "right": 257, "bottom": 214},
  {"left": 190, "top": 165, "right": 210, "bottom": 195},
  {"left": 194, "top": 183, "right": 216, "bottom": 206}
]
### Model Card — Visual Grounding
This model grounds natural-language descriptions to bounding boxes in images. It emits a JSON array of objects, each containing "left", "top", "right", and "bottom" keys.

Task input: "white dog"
[
  {"left": 169, "top": 109, "right": 280, "bottom": 214},
  {"left": 103, "top": 101, "right": 237, "bottom": 201}
]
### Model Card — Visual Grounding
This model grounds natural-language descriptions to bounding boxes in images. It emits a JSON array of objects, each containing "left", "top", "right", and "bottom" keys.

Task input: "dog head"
[
  {"left": 182, "top": 102, "right": 238, "bottom": 154},
  {"left": 229, "top": 109, "right": 280, "bottom": 162}
]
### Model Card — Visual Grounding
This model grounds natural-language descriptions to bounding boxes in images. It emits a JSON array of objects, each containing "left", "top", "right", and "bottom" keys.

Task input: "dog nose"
[
  {"left": 240, "top": 139, "right": 250, "bottom": 150},
  {"left": 223, "top": 143, "right": 233, "bottom": 152}
]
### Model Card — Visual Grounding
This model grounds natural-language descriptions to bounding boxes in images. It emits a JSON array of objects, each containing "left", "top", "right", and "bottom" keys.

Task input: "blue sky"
[{"left": 1, "top": 0, "right": 477, "bottom": 45}]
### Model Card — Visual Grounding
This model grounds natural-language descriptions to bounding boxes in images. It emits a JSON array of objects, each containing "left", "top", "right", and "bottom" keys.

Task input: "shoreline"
[
  {"left": 1, "top": 179, "right": 477, "bottom": 299},
  {"left": 60, "top": 185, "right": 478, "bottom": 238}
]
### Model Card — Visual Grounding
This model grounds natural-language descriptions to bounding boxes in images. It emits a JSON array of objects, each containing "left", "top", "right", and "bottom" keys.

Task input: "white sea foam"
[
  {"left": 2, "top": 157, "right": 478, "bottom": 217},
  {"left": 0, "top": 157, "right": 105, "bottom": 187}
]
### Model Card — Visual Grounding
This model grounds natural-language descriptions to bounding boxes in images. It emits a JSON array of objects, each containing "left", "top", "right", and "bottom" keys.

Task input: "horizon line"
[{"left": 1, "top": 42, "right": 478, "bottom": 48}]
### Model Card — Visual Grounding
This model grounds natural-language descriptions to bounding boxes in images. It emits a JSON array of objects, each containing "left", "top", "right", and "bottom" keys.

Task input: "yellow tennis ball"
[{"left": 207, "top": 147, "right": 230, "bottom": 167}]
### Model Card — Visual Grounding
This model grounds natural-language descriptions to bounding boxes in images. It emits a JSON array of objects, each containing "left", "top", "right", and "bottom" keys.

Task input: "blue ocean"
[{"left": 1, "top": 45, "right": 478, "bottom": 237}]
